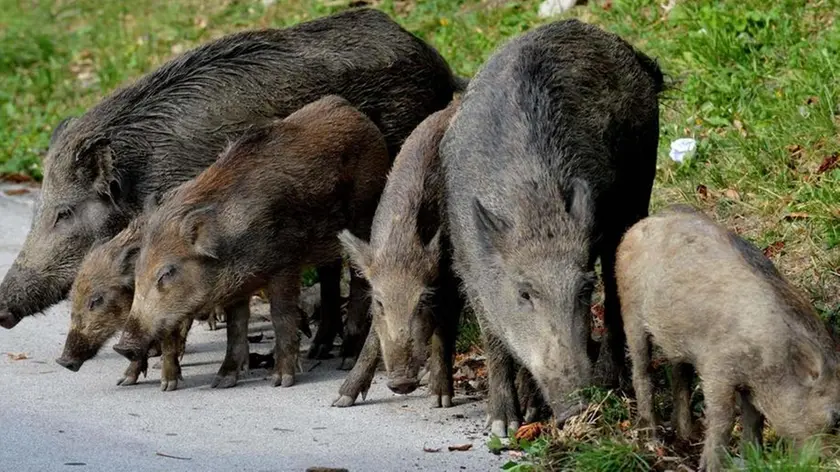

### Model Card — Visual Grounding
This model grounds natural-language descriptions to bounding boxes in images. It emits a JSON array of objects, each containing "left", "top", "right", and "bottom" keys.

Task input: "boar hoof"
[
  {"left": 117, "top": 375, "right": 140, "bottom": 386},
  {"left": 432, "top": 395, "right": 453, "bottom": 409},
  {"left": 487, "top": 418, "right": 520, "bottom": 438},
  {"left": 337, "top": 356, "right": 357, "bottom": 371},
  {"left": 332, "top": 395, "right": 357, "bottom": 408},
  {"left": 273, "top": 373, "right": 295, "bottom": 388},
  {"left": 211, "top": 373, "right": 239, "bottom": 389},
  {"left": 161, "top": 378, "right": 179, "bottom": 392}
]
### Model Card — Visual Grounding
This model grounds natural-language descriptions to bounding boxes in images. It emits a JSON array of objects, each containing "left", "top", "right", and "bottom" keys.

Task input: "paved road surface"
[{"left": 0, "top": 185, "right": 504, "bottom": 472}]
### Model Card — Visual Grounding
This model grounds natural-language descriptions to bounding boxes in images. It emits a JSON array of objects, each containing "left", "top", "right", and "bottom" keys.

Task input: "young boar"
[
  {"left": 335, "top": 97, "right": 464, "bottom": 408},
  {"left": 441, "top": 19, "right": 663, "bottom": 437},
  {"left": 618, "top": 205, "right": 840, "bottom": 472},
  {"left": 0, "top": 7, "right": 463, "bottom": 338},
  {"left": 55, "top": 215, "right": 206, "bottom": 390},
  {"left": 113, "top": 96, "right": 390, "bottom": 390}
]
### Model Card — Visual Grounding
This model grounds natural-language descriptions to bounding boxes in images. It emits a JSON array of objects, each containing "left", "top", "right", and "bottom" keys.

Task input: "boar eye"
[
  {"left": 157, "top": 265, "right": 177, "bottom": 287},
  {"left": 54, "top": 207, "right": 74, "bottom": 226},
  {"left": 88, "top": 295, "right": 104, "bottom": 311},
  {"left": 517, "top": 287, "right": 534, "bottom": 310}
]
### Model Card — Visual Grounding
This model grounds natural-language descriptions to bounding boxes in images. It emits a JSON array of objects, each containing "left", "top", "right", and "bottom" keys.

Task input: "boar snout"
[
  {"left": 0, "top": 308, "right": 20, "bottom": 329},
  {"left": 386, "top": 377, "right": 420, "bottom": 395},
  {"left": 113, "top": 331, "right": 151, "bottom": 362},
  {"left": 55, "top": 356, "right": 84, "bottom": 372}
]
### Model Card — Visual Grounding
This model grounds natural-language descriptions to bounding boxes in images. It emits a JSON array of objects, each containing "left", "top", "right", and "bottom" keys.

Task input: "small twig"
[{"left": 155, "top": 452, "right": 192, "bottom": 461}]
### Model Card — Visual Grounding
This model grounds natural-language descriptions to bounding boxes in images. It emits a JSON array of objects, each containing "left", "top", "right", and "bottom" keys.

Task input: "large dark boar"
[
  {"left": 335, "top": 97, "right": 463, "bottom": 408},
  {"left": 618, "top": 205, "right": 840, "bottom": 472},
  {"left": 441, "top": 19, "right": 663, "bottom": 437},
  {"left": 0, "top": 8, "right": 463, "bottom": 334},
  {"left": 113, "top": 96, "right": 390, "bottom": 390}
]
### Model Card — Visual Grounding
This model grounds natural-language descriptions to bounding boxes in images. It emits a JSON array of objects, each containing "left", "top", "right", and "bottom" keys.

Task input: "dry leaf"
[
  {"left": 3, "top": 188, "right": 30, "bottom": 196},
  {"left": 515, "top": 423, "right": 543, "bottom": 441},
  {"left": 696, "top": 184, "right": 709, "bottom": 201},
  {"left": 817, "top": 153, "right": 839, "bottom": 174},
  {"left": 423, "top": 446, "right": 441, "bottom": 453},
  {"left": 1, "top": 173, "right": 34, "bottom": 183},
  {"left": 784, "top": 212, "right": 810, "bottom": 221},
  {"left": 618, "top": 420, "right": 631, "bottom": 431},
  {"left": 723, "top": 189, "right": 741, "bottom": 201},
  {"left": 508, "top": 450, "right": 525, "bottom": 458},
  {"left": 806, "top": 96, "right": 820, "bottom": 105},
  {"left": 786, "top": 144, "right": 803, "bottom": 158},
  {"left": 448, "top": 444, "right": 473, "bottom": 452},
  {"left": 7, "top": 352, "right": 28, "bottom": 361},
  {"left": 763, "top": 241, "right": 785, "bottom": 258}
]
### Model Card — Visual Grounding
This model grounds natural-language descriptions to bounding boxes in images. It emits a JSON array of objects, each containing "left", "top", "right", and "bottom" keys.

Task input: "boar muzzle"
[
  {"left": 55, "top": 356, "right": 84, "bottom": 372},
  {"left": 386, "top": 377, "right": 419, "bottom": 395},
  {"left": 113, "top": 331, "right": 151, "bottom": 362},
  {"left": 0, "top": 308, "right": 21, "bottom": 329}
]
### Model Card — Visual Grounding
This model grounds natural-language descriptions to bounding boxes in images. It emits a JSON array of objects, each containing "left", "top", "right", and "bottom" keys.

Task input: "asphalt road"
[{"left": 0, "top": 185, "right": 504, "bottom": 472}]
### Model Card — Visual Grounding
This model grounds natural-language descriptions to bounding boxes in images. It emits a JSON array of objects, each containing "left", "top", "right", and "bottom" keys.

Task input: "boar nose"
[
  {"left": 386, "top": 378, "right": 419, "bottom": 395},
  {"left": 113, "top": 343, "right": 142, "bottom": 362},
  {"left": 831, "top": 411, "right": 840, "bottom": 433},
  {"left": 0, "top": 309, "right": 20, "bottom": 329},
  {"left": 55, "top": 356, "right": 83, "bottom": 372}
]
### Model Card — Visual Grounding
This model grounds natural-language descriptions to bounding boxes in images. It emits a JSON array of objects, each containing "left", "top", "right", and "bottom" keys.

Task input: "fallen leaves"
[
  {"left": 453, "top": 348, "right": 487, "bottom": 394},
  {"left": 3, "top": 188, "right": 30, "bottom": 196},
  {"left": 515, "top": 423, "right": 543, "bottom": 441},
  {"left": 696, "top": 184, "right": 709, "bottom": 201},
  {"left": 423, "top": 446, "right": 441, "bottom": 453},
  {"left": 7, "top": 352, "right": 28, "bottom": 361},
  {"left": 784, "top": 212, "right": 811, "bottom": 221},
  {"left": 763, "top": 241, "right": 786, "bottom": 258},
  {"left": 0, "top": 173, "right": 34, "bottom": 183},
  {"left": 448, "top": 443, "right": 473, "bottom": 452},
  {"left": 817, "top": 153, "right": 839, "bottom": 174}
]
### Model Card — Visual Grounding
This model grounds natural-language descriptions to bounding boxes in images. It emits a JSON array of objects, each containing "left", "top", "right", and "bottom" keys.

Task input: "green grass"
[{"left": 3, "top": 0, "right": 840, "bottom": 468}]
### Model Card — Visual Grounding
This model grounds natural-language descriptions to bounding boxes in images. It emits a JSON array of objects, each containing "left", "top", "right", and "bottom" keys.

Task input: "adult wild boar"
[
  {"left": 0, "top": 7, "right": 464, "bottom": 355},
  {"left": 335, "top": 97, "right": 463, "bottom": 408},
  {"left": 442, "top": 19, "right": 662, "bottom": 436},
  {"left": 618, "top": 205, "right": 840, "bottom": 472},
  {"left": 114, "top": 96, "right": 390, "bottom": 390}
]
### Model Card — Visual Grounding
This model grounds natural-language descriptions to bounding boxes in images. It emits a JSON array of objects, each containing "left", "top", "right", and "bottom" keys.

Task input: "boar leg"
[
  {"left": 737, "top": 390, "right": 764, "bottom": 450},
  {"left": 339, "top": 270, "right": 372, "bottom": 370},
  {"left": 211, "top": 300, "right": 250, "bottom": 389},
  {"left": 268, "top": 272, "right": 302, "bottom": 388},
  {"left": 698, "top": 381, "right": 735, "bottom": 472},
  {"left": 117, "top": 357, "right": 149, "bottom": 386},
  {"left": 626, "top": 319, "right": 657, "bottom": 434},
  {"left": 428, "top": 284, "right": 462, "bottom": 408},
  {"left": 483, "top": 328, "right": 522, "bottom": 437},
  {"left": 308, "top": 261, "right": 342, "bottom": 360},
  {"left": 672, "top": 362, "right": 696, "bottom": 441},
  {"left": 333, "top": 327, "right": 381, "bottom": 407},
  {"left": 595, "top": 243, "right": 628, "bottom": 389},
  {"left": 517, "top": 367, "right": 550, "bottom": 423},
  {"left": 160, "top": 325, "right": 186, "bottom": 392}
]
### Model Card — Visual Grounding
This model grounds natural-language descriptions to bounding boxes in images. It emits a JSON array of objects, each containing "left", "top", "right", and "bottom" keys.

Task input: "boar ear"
[
  {"left": 567, "top": 178, "right": 593, "bottom": 229},
  {"left": 49, "top": 116, "right": 76, "bottom": 148},
  {"left": 473, "top": 198, "right": 509, "bottom": 253},
  {"left": 790, "top": 341, "right": 823, "bottom": 385},
  {"left": 76, "top": 136, "right": 118, "bottom": 198},
  {"left": 425, "top": 228, "right": 442, "bottom": 261},
  {"left": 180, "top": 206, "right": 220, "bottom": 260},
  {"left": 338, "top": 230, "right": 373, "bottom": 276},
  {"left": 116, "top": 245, "right": 141, "bottom": 288}
]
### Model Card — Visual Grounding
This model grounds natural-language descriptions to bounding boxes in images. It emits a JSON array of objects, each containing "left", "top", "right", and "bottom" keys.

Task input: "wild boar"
[
  {"left": 335, "top": 97, "right": 464, "bottom": 408},
  {"left": 0, "top": 7, "right": 464, "bottom": 355},
  {"left": 617, "top": 205, "right": 840, "bottom": 471},
  {"left": 113, "top": 96, "right": 390, "bottom": 390},
  {"left": 441, "top": 19, "right": 662, "bottom": 436}
]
